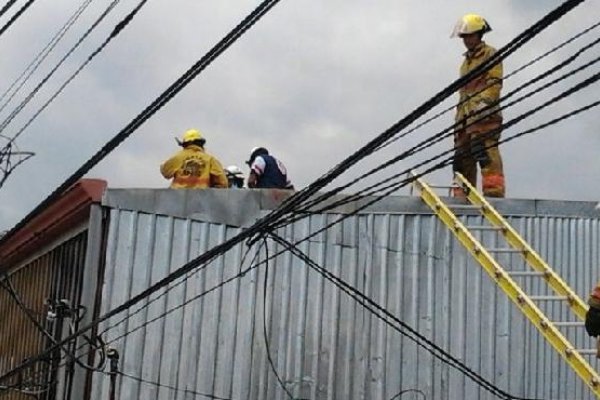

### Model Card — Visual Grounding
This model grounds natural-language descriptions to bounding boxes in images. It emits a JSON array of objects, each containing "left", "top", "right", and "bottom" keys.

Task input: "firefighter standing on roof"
[
  {"left": 452, "top": 14, "right": 505, "bottom": 198},
  {"left": 160, "top": 129, "right": 228, "bottom": 189}
]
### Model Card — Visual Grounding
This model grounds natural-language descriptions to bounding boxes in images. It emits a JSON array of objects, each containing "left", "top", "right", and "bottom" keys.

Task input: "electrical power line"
[
  {"left": 280, "top": 92, "right": 600, "bottom": 255},
  {"left": 0, "top": 0, "right": 96, "bottom": 113},
  {"left": 276, "top": 28, "right": 600, "bottom": 227},
  {"left": 101, "top": 245, "right": 259, "bottom": 347},
  {"left": 376, "top": 18, "right": 600, "bottom": 152},
  {"left": 0, "top": 0, "right": 37, "bottom": 39},
  {"left": 0, "top": 0, "right": 123, "bottom": 141},
  {"left": 0, "top": 0, "right": 586, "bottom": 391},
  {"left": 0, "top": 0, "right": 284, "bottom": 254},
  {"left": 389, "top": 388, "right": 427, "bottom": 400},
  {"left": 0, "top": 0, "right": 18, "bottom": 20},
  {"left": 1, "top": 0, "right": 148, "bottom": 151},
  {"left": 267, "top": 232, "right": 541, "bottom": 400},
  {"left": 260, "top": 236, "right": 297, "bottom": 400},
  {"left": 0, "top": 0, "right": 122, "bottom": 188},
  {"left": 289, "top": 31, "right": 600, "bottom": 215},
  {"left": 0, "top": 275, "right": 107, "bottom": 384},
  {"left": 279, "top": 53, "right": 600, "bottom": 223},
  {"left": 258, "top": 97, "right": 600, "bottom": 396},
  {"left": 287, "top": 36, "right": 600, "bottom": 217},
  {"left": 115, "top": 371, "right": 233, "bottom": 400},
  {"left": 56, "top": 229, "right": 536, "bottom": 400}
]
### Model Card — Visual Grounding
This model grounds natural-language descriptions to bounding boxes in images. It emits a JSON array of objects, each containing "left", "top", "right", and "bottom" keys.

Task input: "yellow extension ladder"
[{"left": 411, "top": 172, "right": 600, "bottom": 398}]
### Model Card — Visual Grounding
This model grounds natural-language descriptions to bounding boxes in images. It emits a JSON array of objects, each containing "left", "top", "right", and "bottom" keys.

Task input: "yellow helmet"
[
  {"left": 181, "top": 129, "right": 203, "bottom": 143},
  {"left": 451, "top": 14, "right": 492, "bottom": 38}
]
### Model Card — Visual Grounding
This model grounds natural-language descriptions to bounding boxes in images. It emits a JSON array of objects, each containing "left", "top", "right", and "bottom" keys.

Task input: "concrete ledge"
[{"left": 102, "top": 188, "right": 600, "bottom": 227}]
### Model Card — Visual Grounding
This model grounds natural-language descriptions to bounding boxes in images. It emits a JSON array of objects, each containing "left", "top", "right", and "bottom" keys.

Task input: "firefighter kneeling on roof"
[
  {"left": 451, "top": 14, "right": 505, "bottom": 198},
  {"left": 160, "top": 129, "right": 228, "bottom": 189}
]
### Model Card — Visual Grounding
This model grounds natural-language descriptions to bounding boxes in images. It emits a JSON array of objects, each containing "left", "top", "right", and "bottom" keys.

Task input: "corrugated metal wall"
[
  {"left": 0, "top": 232, "right": 88, "bottom": 400},
  {"left": 90, "top": 208, "right": 600, "bottom": 400}
]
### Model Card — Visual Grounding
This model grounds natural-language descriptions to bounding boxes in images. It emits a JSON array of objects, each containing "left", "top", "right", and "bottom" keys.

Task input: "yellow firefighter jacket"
[
  {"left": 455, "top": 42, "right": 503, "bottom": 126},
  {"left": 160, "top": 145, "right": 228, "bottom": 189}
]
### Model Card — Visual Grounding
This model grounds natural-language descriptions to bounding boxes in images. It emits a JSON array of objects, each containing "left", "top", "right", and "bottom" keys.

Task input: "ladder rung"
[
  {"left": 420, "top": 173, "right": 600, "bottom": 391},
  {"left": 530, "top": 295, "right": 569, "bottom": 301},
  {"left": 487, "top": 248, "right": 523, "bottom": 253},
  {"left": 575, "top": 349, "right": 598, "bottom": 356},
  {"left": 466, "top": 225, "right": 503, "bottom": 231},
  {"left": 554, "top": 321, "right": 585, "bottom": 327},
  {"left": 447, "top": 204, "right": 481, "bottom": 210},
  {"left": 429, "top": 184, "right": 459, "bottom": 189},
  {"left": 508, "top": 271, "right": 546, "bottom": 277}
]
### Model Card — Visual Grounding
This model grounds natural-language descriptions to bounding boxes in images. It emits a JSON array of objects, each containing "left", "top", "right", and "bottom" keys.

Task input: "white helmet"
[{"left": 225, "top": 165, "right": 244, "bottom": 178}]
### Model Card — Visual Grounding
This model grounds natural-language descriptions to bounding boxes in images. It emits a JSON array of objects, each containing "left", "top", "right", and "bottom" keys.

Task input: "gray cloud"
[{"left": 1, "top": 0, "right": 599, "bottom": 232}]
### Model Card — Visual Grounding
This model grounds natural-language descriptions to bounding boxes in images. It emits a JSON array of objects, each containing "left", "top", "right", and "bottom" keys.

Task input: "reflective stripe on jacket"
[
  {"left": 160, "top": 145, "right": 228, "bottom": 189},
  {"left": 456, "top": 42, "right": 503, "bottom": 126}
]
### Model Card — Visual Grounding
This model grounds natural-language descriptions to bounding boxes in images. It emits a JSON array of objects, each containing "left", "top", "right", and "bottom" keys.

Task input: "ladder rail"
[
  {"left": 413, "top": 176, "right": 600, "bottom": 398},
  {"left": 455, "top": 172, "right": 589, "bottom": 320}
]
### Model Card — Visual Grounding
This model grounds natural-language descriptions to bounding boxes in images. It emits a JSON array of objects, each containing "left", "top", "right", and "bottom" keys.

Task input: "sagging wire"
[
  {"left": 376, "top": 18, "right": 600, "bottom": 152},
  {"left": 0, "top": 0, "right": 37, "bottom": 39},
  {"left": 0, "top": 0, "right": 130, "bottom": 143},
  {"left": 0, "top": 346, "right": 56, "bottom": 395},
  {"left": 0, "top": 0, "right": 96, "bottom": 113},
  {"left": 59, "top": 244, "right": 257, "bottom": 376},
  {"left": 234, "top": 0, "right": 589, "bottom": 243},
  {"left": 0, "top": 276, "right": 107, "bottom": 374},
  {"left": 115, "top": 370, "right": 233, "bottom": 400},
  {"left": 0, "top": 0, "right": 583, "bottom": 385},
  {"left": 0, "top": 0, "right": 18, "bottom": 19},
  {"left": 94, "top": 226, "right": 251, "bottom": 340},
  {"left": 260, "top": 234, "right": 298, "bottom": 400},
  {"left": 284, "top": 34, "right": 600, "bottom": 219},
  {"left": 44, "top": 299, "right": 107, "bottom": 376},
  {"left": 0, "top": 0, "right": 284, "bottom": 255},
  {"left": 101, "top": 244, "right": 260, "bottom": 349},
  {"left": 61, "top": 241, "right": 264, "bottom": 397},
  {"left": 337, "top": 73, "right": 600, "bottom": 208},
  {"left": 0, "top": 0, "right": 121, "bottom": 189},
  {"left": 389, "top": 388, "right": 427, "bottom": 400},
  {"left": 267, "top": 232, "right": 541, "bottom": 400},
  {"left": 270, "top": 92, "right": 600, "bottom": 296},
  {"left": 275, "top": 57, "right": 600, "bottom": 226}
]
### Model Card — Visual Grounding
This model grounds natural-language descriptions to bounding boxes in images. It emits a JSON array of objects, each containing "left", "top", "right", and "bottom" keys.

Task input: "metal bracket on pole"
[{"left": 106, "top": 348, "right": 119, "bottom": 400}]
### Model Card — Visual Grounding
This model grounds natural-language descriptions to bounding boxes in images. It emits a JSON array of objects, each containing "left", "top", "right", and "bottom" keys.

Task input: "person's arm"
[
  {"left": 247, "top": 156, "right": 265, "bottom": 188},
  {"left": 160, "top": 153, "right": 180, "bottom": 179},
  {"left": 247, "top": 171, "right": 258, "bottom": 188},
  {"left": 472, "top": 48, "right": 502, "bottom": 109}
]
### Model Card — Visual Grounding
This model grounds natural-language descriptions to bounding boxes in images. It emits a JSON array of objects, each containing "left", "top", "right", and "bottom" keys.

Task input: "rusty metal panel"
[
  {"left": 0, "top": 232, "right": 88, "bottom": 400},
  {"left": 90, "top": 200, "right": 600, "bottom": 400}
]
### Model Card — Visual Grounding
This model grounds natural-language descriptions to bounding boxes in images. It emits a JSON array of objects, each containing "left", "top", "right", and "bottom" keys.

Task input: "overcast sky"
[{"left": 0, "top": 0, "right": 599, "bottom": 232}]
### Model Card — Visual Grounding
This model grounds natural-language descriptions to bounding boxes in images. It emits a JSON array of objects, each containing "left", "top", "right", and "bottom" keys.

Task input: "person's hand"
[{"left": 585, "top": 306, "right": 600, "bottom": 337}]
